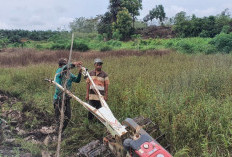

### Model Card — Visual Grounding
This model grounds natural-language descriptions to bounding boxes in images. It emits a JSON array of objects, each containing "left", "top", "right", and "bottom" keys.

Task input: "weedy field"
[{"left": 0, "top": 49, "right": 232, "bottom": 156}]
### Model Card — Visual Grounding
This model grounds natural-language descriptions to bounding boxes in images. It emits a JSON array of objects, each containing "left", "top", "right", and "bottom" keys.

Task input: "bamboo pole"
[{"left": 56, "top": 33, "right": 74, "bottom": 157}]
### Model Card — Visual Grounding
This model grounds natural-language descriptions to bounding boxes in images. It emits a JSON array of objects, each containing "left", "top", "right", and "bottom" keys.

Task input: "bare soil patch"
[
  {"left": 135, "top": 26, "right": 176, "bottom": 39},
  {"left": 0, "top": 90, "right": 56, "bottom": 156}
]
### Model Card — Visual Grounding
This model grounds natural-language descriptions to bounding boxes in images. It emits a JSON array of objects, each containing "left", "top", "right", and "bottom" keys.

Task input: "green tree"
[
  {"left": 221, "top": 25, "right": 230, "bottom": 34},
  {"left": 109, "top": 0, "right": 122, "bottom": 22},
  {"left": 0, "top": 29, "right": 60, "bottom": 44},
  {"left": 121, "top": 0, "right": 142, "bottom": 28},
  {"left": 69, "top": 17, "right": 98, "bottom": 33},
  {"left": 200, "top": 16, "right": 217, "bottom": 37},
  {"left": 0, "top": 37, "right": 9, "bottom": 49},
  {"left": 215, "top": 9, "right": 231, "bottom": 34},
  {"left": 97, "top": 12, "right": 113, "bottom": 39},
  {"left": 113, "top": 8, "right": 133, "bottom": 40},
  {"left": 174, "top": 11, "right": 188, "bottom": 24},
  {"left": 190, "top": 14, "right": 204, "bottom": 36},
  {"left": 9, "top": 34, "right": 21, "bottom": 43},
  {"left": 173, "top": 11, "right": 190, "bottom": 37},
  {"left": 172, "top": 9, "right": 232, "bottom": 38},
  {"left": 147, "top": 5, "right": 166, "bottom": 25},
  {"left": 143, "top": 14, "right": 151, "bottom": 22}
]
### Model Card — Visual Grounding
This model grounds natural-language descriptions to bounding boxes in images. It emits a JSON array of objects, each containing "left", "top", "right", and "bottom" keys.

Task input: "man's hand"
[
  {"left": 78, "top": 67, "right": 82, "bottom": 73},
  {"left": 74, "top": 61, "right": 83, "bottom": 67},
  {"left": 85, "top": 95, "right": 89, "bottom": 101},
  {"left": 104, "top": 95, "right": 108, "bottom": 101},
  {"left": 86, "top": 83, "right": 90, "bottom": 101},
  {"left": 74, "top": 61, "right": 83, "bottom": 73}
]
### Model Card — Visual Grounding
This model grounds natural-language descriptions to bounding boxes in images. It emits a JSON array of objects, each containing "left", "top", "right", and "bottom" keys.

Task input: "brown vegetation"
[
  {"left": 0, "top": 48, "right": 171, "bottom": 67},
  {"left": 136, "top": 26, "right": 176, "bottom": 39}
]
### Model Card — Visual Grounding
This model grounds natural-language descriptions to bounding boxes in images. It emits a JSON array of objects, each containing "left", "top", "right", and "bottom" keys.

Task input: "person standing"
[
  {"left": 53, "top": 58, "right": 82, "bottom": 132},
  {"left": 85, "top": 58, "right": 109, "bottom": 120}
]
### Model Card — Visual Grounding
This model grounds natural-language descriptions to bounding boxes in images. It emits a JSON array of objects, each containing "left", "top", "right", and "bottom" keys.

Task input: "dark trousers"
[
  {"left": 53, "top": 97, "right": 71, "bottom": 132},
  {"left": 0, "top": 122, "right": 3, "bottom": 144},
  {"left": 88, "top": 100, "right": 102, "bottom": 120}
]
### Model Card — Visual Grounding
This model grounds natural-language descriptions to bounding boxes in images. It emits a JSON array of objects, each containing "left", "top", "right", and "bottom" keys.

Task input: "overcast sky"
[{"left": 0, "top": 0, "right": 231, "bottom": 31}]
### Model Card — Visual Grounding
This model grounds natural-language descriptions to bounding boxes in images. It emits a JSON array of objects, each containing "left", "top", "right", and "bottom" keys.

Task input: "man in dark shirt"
[{"left": 53, "top": 58, "right": 82, "bottom": 132}]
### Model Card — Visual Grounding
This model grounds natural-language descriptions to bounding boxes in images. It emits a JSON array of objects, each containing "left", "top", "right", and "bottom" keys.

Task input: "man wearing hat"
[
  {"left": 53, "top": 58, "right": 82, "bottom": 132},
  {"left": 86, "top": 58, "right": 110, "bottom": 120}
]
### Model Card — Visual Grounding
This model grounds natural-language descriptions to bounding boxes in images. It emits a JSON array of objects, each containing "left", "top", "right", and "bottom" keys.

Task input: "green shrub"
[
  {"left": 100, "top": 45, "right": 112, "bottom": 51},
  {"left": 221, "top": 25, "right": 230, "bottom": 34},
  {"left": 199, "top": 30, "right": 210, "bottom": 38},
  {"left": 76, "top": 32, "right": 98, "bottom": 39},
  {"left": 140, "top": 40, "right": 148, "bottom": 46},
  {"left": 112, "top": 31, "right": 122, "bottom": 40},
  {"left": 164, "top": 41, "right": 174, "bottom": 48},
  {"left": 35, "top": 44, "right": 43, "bottom": 49},
  {"left": 68, "top": 41, "right": 90, "bottom": 52},
  {"left": 210, "top": 33, "right": 232, "bottom": 53},
  {"left": 50, "top": 43, "right": 67, "bottom": 50},
  {"left": 176, "top": 42, "right": 194, "bottom": 53},
  {"left": 204, "top": 45, "right": 217, "bottom": 54},
  {"left": 162, "top": 38, "right": 213, "bottom": 54},
  {"left": 106, "top": 40, "right": 122, "bottom": 47},
  {"left": 131, "top": 34, "right": 141, "bottom": 40},
  {"left": 95, "top": 34, "right": 104, "bottom": 41}
]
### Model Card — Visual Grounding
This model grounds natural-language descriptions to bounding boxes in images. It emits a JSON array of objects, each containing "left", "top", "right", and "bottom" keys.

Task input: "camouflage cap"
[{"left": 58, "top": 58, "right": 67, "bottom": 66}]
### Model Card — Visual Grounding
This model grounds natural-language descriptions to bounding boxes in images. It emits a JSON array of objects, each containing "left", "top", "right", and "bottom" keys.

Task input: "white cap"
[{"left": 94, "top": 58, "right": 103, "bottom": 64}]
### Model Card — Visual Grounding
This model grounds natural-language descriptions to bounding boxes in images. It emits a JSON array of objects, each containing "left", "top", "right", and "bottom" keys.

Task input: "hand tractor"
[{"left": 46, "top": 66, "right": 172, "bottom": 157}]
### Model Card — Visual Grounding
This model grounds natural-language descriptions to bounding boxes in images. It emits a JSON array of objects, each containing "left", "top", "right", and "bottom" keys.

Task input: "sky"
[{"left": 0, "top": 0, "right": 231, "bottom": 31}]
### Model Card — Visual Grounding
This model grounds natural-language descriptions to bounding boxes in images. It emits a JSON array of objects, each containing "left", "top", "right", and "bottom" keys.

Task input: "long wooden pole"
[{"left": 56, "top": 33, "right": 74, "bottom": 157}]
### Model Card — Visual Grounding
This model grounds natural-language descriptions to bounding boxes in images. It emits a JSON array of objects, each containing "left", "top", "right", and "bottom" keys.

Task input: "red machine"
[
  {"left": 120, "top": 118, "right": 172, "bottom": 157},
  {"left": 135, "top": 141, "right": 171, "bottom": 157}
]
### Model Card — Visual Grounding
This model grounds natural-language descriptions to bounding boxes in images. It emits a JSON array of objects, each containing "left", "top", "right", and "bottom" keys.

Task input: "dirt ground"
[{"left": 0, "top": 90, "right": 56, "bottom": 157}]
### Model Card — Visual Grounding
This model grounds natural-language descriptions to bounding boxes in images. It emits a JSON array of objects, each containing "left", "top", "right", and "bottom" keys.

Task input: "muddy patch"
[{"left": 0, "top": 91, "right": 56, "bottom": 157}]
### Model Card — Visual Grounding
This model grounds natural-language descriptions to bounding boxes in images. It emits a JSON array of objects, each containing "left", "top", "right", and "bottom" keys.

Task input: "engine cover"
[{"left": 135, "top": 141, "right": 172, "bottom": 157}]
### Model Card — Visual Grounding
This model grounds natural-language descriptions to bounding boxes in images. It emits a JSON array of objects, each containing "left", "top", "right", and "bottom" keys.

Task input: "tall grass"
[
  {"left": 0, "top": 52, "right": 232, "bottom": 156},
  {"left": 0, "top": 49, "right": 170, "bottom": 67}
]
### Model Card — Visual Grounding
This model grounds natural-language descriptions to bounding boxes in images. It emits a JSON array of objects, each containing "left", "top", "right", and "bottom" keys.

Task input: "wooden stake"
[{"left": 56, "top": 33, "right": 74, "bottom": 157}]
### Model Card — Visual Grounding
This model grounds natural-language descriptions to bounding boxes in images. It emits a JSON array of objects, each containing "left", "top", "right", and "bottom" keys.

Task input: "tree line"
[
  {"left": 0, "top": 29, "right": 60, "bottom": 48},
  {"left": 0, "top": 0, "right": 232, "bottom": 46},
  {"left": 173, "top": 9, "right": 232, "bottom": 37},
  {"left": 69, "top": 1, "right": 232, "bottom": 40}
]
